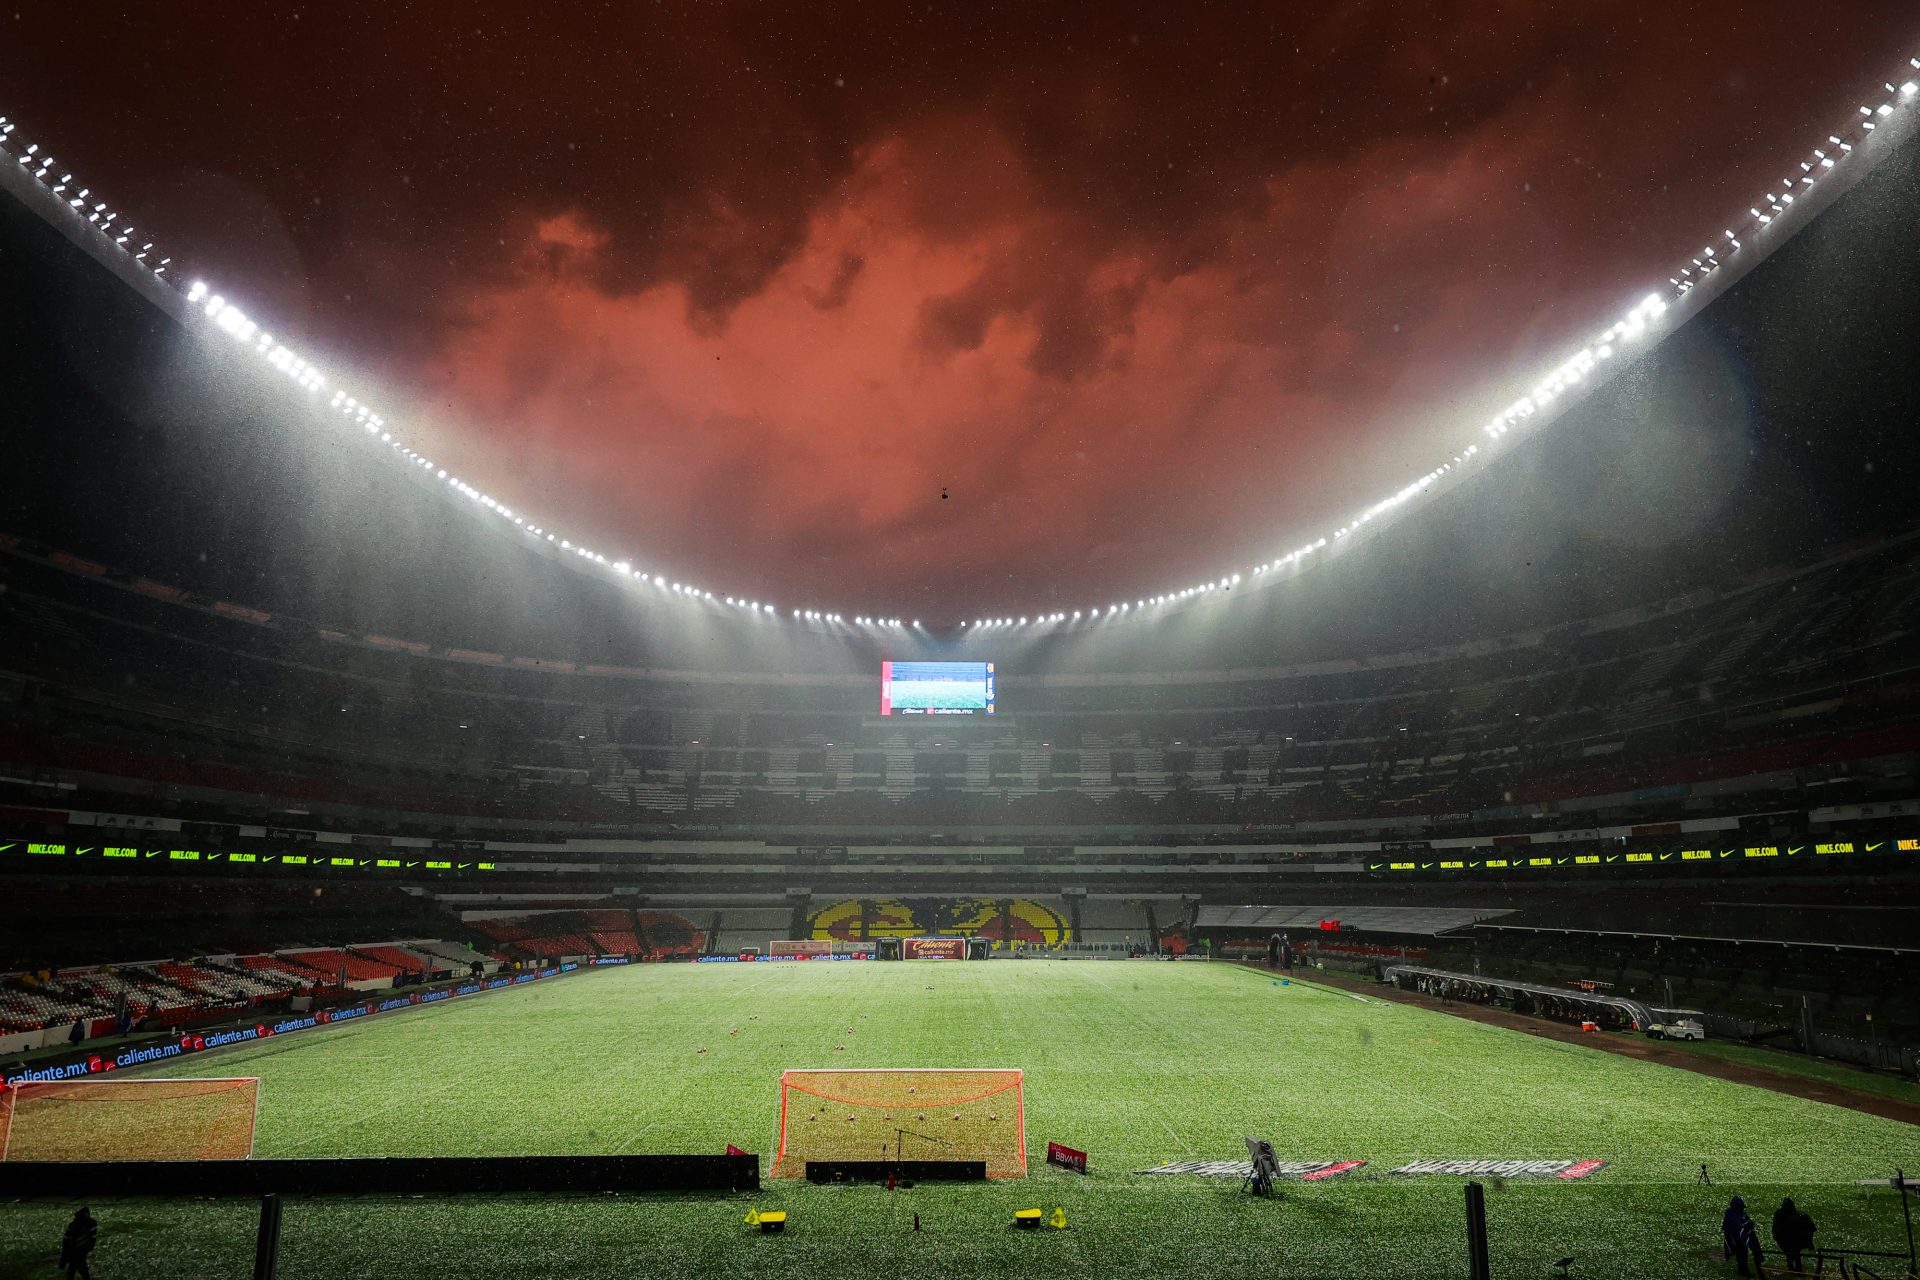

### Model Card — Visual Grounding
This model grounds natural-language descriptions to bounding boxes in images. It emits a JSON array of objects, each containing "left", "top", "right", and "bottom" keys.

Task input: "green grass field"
[
  {"left": 1662, "top": 1037, "right": 1920, "bottom": 1105},
  {"left": 4, "top": 961, "right": 1917, "bottom": 1278}
]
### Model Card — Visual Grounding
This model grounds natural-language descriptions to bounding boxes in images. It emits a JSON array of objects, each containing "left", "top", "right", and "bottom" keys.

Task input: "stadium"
[{"left": 3, "top": 11, "right": 1920, "bottom": 1279}]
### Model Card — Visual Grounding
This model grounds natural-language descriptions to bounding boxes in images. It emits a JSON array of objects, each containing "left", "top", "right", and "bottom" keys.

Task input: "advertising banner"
[
  {"left": 1139, "top": 1158, "right": 1365, "bottom": 1180},
  {"left": 1046, "top": 1141, "right": 1089, "bottom": 1174},
  {"left": 1387, "top": 1158, "right": 1606, "bottom": 1180},
  {"left": 902, "top": 937, "right": 967, "bottom": 960}
]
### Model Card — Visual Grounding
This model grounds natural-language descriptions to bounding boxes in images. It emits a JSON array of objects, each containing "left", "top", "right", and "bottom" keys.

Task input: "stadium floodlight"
[{"left": 6, "top": 55, "right": 1913, "bottom": 634}]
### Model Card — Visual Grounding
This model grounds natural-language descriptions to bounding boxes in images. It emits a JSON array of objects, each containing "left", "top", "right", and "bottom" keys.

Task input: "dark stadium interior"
[
  {"left": 3, "top": 11, "right": 1920, "bottom": 1279},
  {"left": 4, "top": 83, "right": 1920, "bottom": 1031}
]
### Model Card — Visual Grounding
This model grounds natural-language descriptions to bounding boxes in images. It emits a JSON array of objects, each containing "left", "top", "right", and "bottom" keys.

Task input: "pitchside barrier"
[
  {"left": 0, "top": 1154, "right": 760, "bottom": 1197},
  {"left": 902, "top": 937, "right": 969, "bottom": 960},
  {"left": 772, "top": 1068, "right": 1026, "bottom": 1179},
  {"left": 769, "top": 939, "right": 834, "bottom": 958}
]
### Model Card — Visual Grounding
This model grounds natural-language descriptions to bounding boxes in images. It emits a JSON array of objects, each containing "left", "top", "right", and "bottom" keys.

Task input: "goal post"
[
  {"left": 0, "top": 1078, "right": 260, "bottom": 1162},
  {"left": 771, "top": 1068, "right": 1025, "bottom": 1178}
]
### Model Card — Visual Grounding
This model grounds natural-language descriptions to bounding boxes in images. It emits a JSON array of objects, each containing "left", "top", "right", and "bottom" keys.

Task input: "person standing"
[
  {"left": 1771, "top": 1197, "right": 1815, "bottom": 1272},
  {"left": 60, "top": 1207, "right": 97, "bottom": 1279},
  {"left": 1723, "top": 1196, "right": 1767, "bottom": 1277}
]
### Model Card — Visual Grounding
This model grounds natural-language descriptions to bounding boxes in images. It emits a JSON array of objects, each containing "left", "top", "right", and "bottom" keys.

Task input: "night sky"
[{"left": 3, "top": 5, "right": 1915, "bottom": 616}]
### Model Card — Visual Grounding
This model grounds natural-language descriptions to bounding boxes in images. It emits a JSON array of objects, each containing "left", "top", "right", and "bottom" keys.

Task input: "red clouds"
[
  {"left": 403, "top": 71, "right": 1789, "bottom": 612},
  {"left": 5, "top": 4, "right": 1914, "bottom": 617}
]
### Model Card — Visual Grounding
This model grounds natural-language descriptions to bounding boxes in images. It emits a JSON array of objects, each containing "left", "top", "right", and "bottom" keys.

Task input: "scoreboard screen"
[{"left": 881, "top": 661, "right": 995, "bottom": 716}]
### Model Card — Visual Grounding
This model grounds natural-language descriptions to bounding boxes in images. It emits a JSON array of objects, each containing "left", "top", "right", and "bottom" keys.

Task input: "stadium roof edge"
[
  {"left": 4, "top": 54, "right": 1919, "bottom": 633},
  {"left": 6, "top": 519, "right": 1917, "bottom": 689}
]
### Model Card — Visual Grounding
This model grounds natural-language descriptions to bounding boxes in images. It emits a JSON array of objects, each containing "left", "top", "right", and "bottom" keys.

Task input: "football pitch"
[{"left": 4, "top": 961, "right": 1916, "bottom": 1278}]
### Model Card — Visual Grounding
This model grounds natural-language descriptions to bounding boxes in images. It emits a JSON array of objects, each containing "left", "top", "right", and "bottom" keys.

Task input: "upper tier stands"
[
  {"left": 3, "top": 529, "right": 1917, "bottom": 834},
  {"left": 0, "top": 880, "right": 471, "bottom": 973}
]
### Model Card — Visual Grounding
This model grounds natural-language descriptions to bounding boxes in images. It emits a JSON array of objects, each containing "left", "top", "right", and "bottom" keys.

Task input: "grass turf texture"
[{"left": 3, "top": 962, "right": 1915, "bottom": 1278}]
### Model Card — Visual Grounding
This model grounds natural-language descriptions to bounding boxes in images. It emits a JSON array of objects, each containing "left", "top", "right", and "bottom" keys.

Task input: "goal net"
[
  {"left": 771, "top": 1068, "right": 1025, "bottom": 1178},
  {"left": 0, "top": 1078, "right": 260, "bottom": 1162}
]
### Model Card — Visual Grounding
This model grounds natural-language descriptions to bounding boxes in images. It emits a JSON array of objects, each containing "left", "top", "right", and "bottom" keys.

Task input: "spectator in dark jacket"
[
  {"left": 1723, "top": 1197, "right": 1766, "bottom": 1277},
  {"left": 1771, "top": 1198, "right": 1815, "bottom": 1271},
  {"left": 60, "top": 1206, "right": 96, "bottom": 1279}
]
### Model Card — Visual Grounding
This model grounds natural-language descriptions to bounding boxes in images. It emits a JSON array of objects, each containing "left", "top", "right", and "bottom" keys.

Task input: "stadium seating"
[
  {"left": 243, "top": 954, "right": 337, "bottom": 986},
  {"left": 352, "top": 944, "right": 434, "bottom": 975},
  {"left": 1, "top": 924, "right": 517, "bottom": 1041},
  {"left": 283, "top": 949, "right": 405, "bottom": 984},
  {"left": 407, "top": 939, "right": 490, "bottom": 970},
  {"left": 471, "top": 915, "right": 599, "bottom": 960},
  {"left": 708, "top": 907, "right": 793, "bottom": 956},
  {"left": 0, "top": 981, "right": 99, "bottom": 1034},
  {"left": 581, "top": 910, "right": 643, "bottom": 957},
  {"left": 4, "top": 529, "right": 1919, "bottom": 839}
]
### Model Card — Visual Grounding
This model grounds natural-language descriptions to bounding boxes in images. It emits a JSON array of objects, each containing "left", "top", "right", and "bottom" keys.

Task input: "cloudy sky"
[{"left": 4, "top": 4, "right": 1914, "bottom": 617}]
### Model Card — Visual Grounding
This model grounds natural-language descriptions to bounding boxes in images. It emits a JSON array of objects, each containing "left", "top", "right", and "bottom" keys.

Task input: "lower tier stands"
[
  {"left": 0, "top": 940, "right": 486, "bottom": 1043},
  {"left": 1404, "top": 933, "right": 1918, "bottom": 1062},
  {"left": 1208, "top": 885, "right": 1920, "bottom": 1054},
  {"left": 7, "top": 876, "right": 1914, "bottom": 1070},
  {"left": 466, "top": 908, "right": 707, "bottom": 961}
]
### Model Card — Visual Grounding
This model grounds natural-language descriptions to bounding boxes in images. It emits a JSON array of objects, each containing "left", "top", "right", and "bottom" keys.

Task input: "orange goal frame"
[{"left": 771, "top": 1068, "right": 1026, "bottom": 1178}]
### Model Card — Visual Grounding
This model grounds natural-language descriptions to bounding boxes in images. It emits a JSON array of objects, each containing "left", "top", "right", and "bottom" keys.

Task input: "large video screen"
[{"left": 881, "top": 661, "right": 995, "bottom": 716}]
